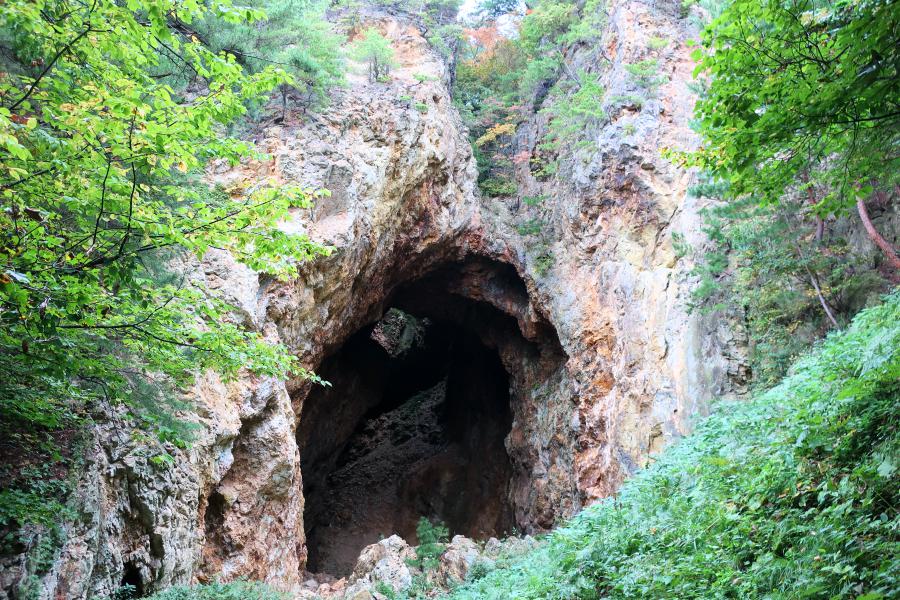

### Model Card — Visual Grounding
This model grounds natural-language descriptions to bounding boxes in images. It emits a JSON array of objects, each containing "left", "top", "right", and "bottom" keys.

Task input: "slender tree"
[{"left": 350, "top": 28, "right": 397, "bottom": 83}]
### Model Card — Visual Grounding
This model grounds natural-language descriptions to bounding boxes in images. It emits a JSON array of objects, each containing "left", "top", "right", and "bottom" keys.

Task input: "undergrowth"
[
  {"left": 144, "top": 580, "right": 285, "bottom": 600},
  {"left": 444, "top": 291, "right": 900, "bottom": 599}
]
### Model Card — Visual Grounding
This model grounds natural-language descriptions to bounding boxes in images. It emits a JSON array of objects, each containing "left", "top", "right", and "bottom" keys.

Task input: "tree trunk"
[
  {"left": 856, "top": 195, "right": 900, "bottom": 275},
  {"left": 795, "top": 241, "right": 839, "bottom": 328},
  {"left": 806, "top": 266, "right": 839, "bottom": 328}
]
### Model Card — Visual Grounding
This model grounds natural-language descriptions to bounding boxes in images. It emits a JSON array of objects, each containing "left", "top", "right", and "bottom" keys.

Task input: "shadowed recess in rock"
[
  {"left": 120, "top": 562, "right": 144, "bottom": 598},
  {"left": 297, "top": 312, "right": 514, "bottom": 576},
  {"left": 296, "top": 258, "right": 567, "bottom": 576}
]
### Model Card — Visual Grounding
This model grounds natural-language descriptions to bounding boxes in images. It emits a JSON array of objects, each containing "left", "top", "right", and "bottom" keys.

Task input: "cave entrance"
[{"left": 297, "top": 259, "right": 562, "bottom": 576}]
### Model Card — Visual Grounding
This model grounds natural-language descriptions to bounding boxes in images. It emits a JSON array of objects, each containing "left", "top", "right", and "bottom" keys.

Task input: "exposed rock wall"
[
  {"left": 481, "top": 0, "right": 751, "bottom": 500},
  {"left": 13, "top": 5, "right": 753, "bottom": 598}
]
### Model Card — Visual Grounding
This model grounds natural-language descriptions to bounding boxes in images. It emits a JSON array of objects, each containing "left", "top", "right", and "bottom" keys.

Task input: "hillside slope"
[{"left": 444, "top": 293, "right": 899, "bottom": 599}]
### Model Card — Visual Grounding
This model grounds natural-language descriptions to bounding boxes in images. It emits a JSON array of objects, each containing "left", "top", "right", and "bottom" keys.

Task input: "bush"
[
  {"left": 608, "top": 93, "right": 645, "bottom": 110},
  {"left": 533, "top": 251, "right": 554, "bottom": 277},
  {"left": 197, "top": 0, "right": 346, "bottom": 115},
  {"left": 647, "top": 35, "right": 669, "bottom": 50},
  {"left": 541, "top": 72, "right": 606, "bottom": 149},
  {"left": 523, "top": 194, "right": 548, "bottom": 207},
  {"left": 625, "top": 58, "right": 667, "bottom": 90},
  {"left": 689, "top": 181, "right": 886, "bottom": 387},
  {"left": 350, "top": 28, "right": 397, "bottom": 82},
  {"left": 145, "top": 580, "right": 285, "bottom": 600},
  {"left": 410, "top": 517, "right": 450, "bottom": 572},
  {"left": 401, "top": 518, "right": 450, "bottom": 598},
  {"left": 478, "top": 177, "right": 518, "bottom": 197},
  {"left": 516, "top": 218, "right": 544, "bottom": 236}
]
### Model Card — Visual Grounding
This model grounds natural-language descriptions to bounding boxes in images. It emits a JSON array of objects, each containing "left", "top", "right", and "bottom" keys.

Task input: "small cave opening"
[
  {"left": 297, "top": 259, "right": 564, "bottom": 576},
  {"left": 119, "top": 562, "right": 144, "bottom": 598},
  {"left": 204, "top": 491, "right": 227, "bottom": 549}
]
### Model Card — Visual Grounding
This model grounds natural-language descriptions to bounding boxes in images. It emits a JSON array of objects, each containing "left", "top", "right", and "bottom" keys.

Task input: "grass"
[
  {"left": 143, "top": 580, "right": 284, "bottom": 600},
  {"left": 444, "top": 292, "right": 900, "bottom": 599}
]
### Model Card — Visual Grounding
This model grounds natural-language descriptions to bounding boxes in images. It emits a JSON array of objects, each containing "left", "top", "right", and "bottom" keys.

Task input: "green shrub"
[
  {"left": 516, "top": 218, "right": 544, "bottom": 236},
  {"left": 625, "top": 58, "right": 667, "bottom": 89},
  {"left": 465, "top": 560, "right": 494, "bottom": 582},
  {"left": 523, "top": 194, "right": 548, "bottom": 207},
  {"left": 562, "top": 0, "right": 608, "bottom": 45},
  {"left": 443, "top": 292, "right": 900, "bottom": 599},
  {"left": 197, "top": 0, "right": 346, "bottom": 115},
  {"left": 671, "top": 231, "right": 691, "bottom": 258},
  {"left": 518, "top": 0, "right": 578, "bottom": 54},
  {"left": 413, "top": 73, "right": 438, "bottom": 83},
  {"left": 145, "top": 580, "right": 285, "bottom": 600},
  {"left": 479, "top": 177, "right": 518, "bottom": 197},
  {"left": 533, "top": 251, "right": 554, "bottom": 277},
  {"left": 427, "top": 24, "right": 464, "bottom": 59},
  {"left": 541, "top": 72, "right": 606, "bottom": 149},
  {"left": 647, "top": 35, "right": 669, "bottom": 50},
  {"left": 350, "top": 28, "right": 397, "bottom": 82},
  {"left": 608, "top": 93, "right": 645, "bottom": 110},
  {"left": 689, "top": 179, "right": 886, "bottom": 387},
  {"left": 411, "top": 517, "right": 450, "bottom": 572},
  {"left": 375, "top": 580, "right": 399, "bottom": 599}
]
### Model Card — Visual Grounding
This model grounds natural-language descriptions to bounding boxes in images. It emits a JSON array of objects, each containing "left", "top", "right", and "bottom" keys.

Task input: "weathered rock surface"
[
  {"left": 346, "top": 535, "right": 415, "bottom": 594},
  {"left": 8, "top": 4, "right": 755, "bottom": 599},
  {"left": 298, "top": 532, "right": 539, "bottom": 599}
]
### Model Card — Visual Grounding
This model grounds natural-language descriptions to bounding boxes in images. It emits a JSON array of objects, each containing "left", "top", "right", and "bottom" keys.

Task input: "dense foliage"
[
  {"left": 144, "top": 580, "right": 285, "bottom": 600},
  {"left": 0, "top": 0, "right": 330, "bottom": 542},
  {"left": 195, "top": 0, "right": 346, "bottom": 116},
  {"left": 444, "top": 291, "right": 900, "bottom": 599},
  {"left": 682, "top": 0, "right": 899, "bottom": 383},
  {"left": 688, "top": 181, "right": 885, "bottom": 387},
  {"left": 454, "top": 0, "right": 609, "bottom": 194},
  {"left": 691, "top": 0, "right": 900, "bottom": 217}
]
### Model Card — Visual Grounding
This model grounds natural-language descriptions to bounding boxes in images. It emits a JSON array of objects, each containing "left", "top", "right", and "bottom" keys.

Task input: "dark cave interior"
[{"left": 296, "top": 259, "right": 562, "bottom": 576}]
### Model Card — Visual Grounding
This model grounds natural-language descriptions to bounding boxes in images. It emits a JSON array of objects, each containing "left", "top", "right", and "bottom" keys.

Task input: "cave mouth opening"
[{"left": 297, "top": 259, "right": 563, "bottom": 577}]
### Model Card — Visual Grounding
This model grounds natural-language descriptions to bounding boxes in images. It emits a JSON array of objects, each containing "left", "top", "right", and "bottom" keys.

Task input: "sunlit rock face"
[{"left": 28, "top": 4, "right": 751, "bottom": 598}]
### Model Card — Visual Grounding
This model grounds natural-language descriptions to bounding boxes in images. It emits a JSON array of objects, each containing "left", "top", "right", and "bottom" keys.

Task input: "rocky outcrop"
[
  {"left": 10, "top": 4, "right": 753, "bottom": 599},
  {"left": 297, "top": 533, "right": 539, "bottom": 599}
]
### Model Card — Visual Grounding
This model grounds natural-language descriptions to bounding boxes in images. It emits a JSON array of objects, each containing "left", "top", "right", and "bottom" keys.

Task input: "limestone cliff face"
[
  {"left": 487, "top": 0, "right": 751, "bottom": 501},
  {"left": 16, "top": 5, "right": 750, "bottom": 599}
]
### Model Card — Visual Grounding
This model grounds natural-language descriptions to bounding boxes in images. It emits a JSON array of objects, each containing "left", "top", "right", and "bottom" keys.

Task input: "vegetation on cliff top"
[
  {"left": 455, "top": 0, "right": 898, "bottom": 386},
  {"left": 443, "top": 291, "right": 899, "bottom": 599}
]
